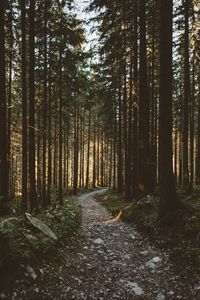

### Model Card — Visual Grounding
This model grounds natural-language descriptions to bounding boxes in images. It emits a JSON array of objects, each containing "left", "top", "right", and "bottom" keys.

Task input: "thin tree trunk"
[
  {"left": 183, "top": 0, "right": 191, "bottom": 193},
  {"left": 42, "top": 0, "right": 48, "bottom": 207},
  {"left": 0, "top": 0, "right": 9, "bottom": 214},
  {"left": 132, "top": 0, "right": 138, "bottom": 196},
  {"left": 73, "top": 107, "right": 78, "bottom": 194},
  {"left": 47, "top": 71, "right": 52, "bottom": 204},
  {"left": 138, "top": 0, "right": 151, "bottom": 195},
  {"left": 21, "top": 0, "right": 28, "bottom": 210},
  {"left": 29, "top": 0, "right": 37, "bottom": 210},
  {"left": 58, "top": 48, "right": 63, "bottom": 204},
  {"left": 118, "top": 86, "right": 123, "bottom": 192},
  {"left": 85, "top": 108, "right": 91, "bottom": 188},
  {"left": 93, "top": 124, "right": 96, "bottom": 189}
]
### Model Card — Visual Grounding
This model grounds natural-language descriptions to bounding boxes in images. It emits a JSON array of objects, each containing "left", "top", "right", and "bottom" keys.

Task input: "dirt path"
[{"left": 5, "top": 190, "right": 200, "bottom": 300}]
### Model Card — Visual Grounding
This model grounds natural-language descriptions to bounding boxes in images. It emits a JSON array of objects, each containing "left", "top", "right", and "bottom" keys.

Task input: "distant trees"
[
  {"left": 0, "top": 0, "right": 199, "bottom": 219},
  {"left": 89, "top": 0, "right": 200, "bottom": 217},
  {"left": 0, "top": 0, "right": 112, "bottom": 214}
]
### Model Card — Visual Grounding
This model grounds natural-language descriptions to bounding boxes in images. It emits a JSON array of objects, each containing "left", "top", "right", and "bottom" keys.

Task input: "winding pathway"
[{"left": 7, "top": 190, "right": 200, "bottom": 300}]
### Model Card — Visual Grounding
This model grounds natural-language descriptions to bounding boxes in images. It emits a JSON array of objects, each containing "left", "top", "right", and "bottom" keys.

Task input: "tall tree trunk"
[
  {"left": 132, "top": 0, "right": 138, "bottom": 196},
  {"left": 138, "top": 0, "right": 151, "bottom": 195},
  {"left": 42, "top": 0, "right": 48, "bottom": 207},
  {"left": 73, "top": 107, "right": 78, "bottom": 194},
  {"left": 58, "top": 48, "right": 63, "bottom": 204},
  {"left": 81, "top": 109, "right": 85, "bottom": 188},
  {"left": 190, "top": 60, "right": 195, "bottom": 186},
  {"left": 66, "top": 124, "right": 69, "bottom": 189},
  {"left": 126, "top": 48, "right": 133, "bottom": 199},
  {"left": 47, "top": 71, "right": 52, "bottom": 204},
  {"left": 183, "top": 0, "right": 191, "bottom": 193},
  {"left": 92, "top": 124, "right": 96, "bottom": 189},
  {"left": 37, "top": 104, "right": 42, "bottom": 203},
  {"left": 7, "top": 2, "right": 13, "bottom": 199},
  {"left": 64, "top": 121, "right": 67, "bottom": 188},
  {"left": 196, "top": 77, "right": 200, "bottom": 183},
  {"left": 150, "top": 11, "right": 157, "bottom": 188},
  {"left": 159, "top": 0, "right": 180, "bottom": 218},
  {"left": 113, "top": 105, "right": 117, "bottom": 190},
  {"left": 21, "top": 0, "right": 28, "bottom": 210},
  {"left": 29, "top": 0, "right": 37, "bottom": 210},
  {"left": 85, "top": 108, "right": 91, "bottom": 188},
  {"left": 118, "top": 86, "right": 123, "bottom": 192},
  {"left": 101, "top": 131, "right": 104, "bottom": 187},
  {"left": 79, "top": 109, "right": 83, "bottom": 188},
  {"left": 0, "top": 0, "right": 9, "bottom": 214}
]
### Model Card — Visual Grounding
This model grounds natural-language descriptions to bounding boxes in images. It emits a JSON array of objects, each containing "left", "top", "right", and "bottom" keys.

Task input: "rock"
[
  {"left": 146, "top": 256, "right": 162, "bottom": 268},
  {"left": 26, "top": 265, "right": 37, "bottom": 281},
  {"left": 152, "top": 256, "right": 162, "bottom": 263},
  {"left": 0, "top": 293, "right": 6, "bottom": 299},
  {"left": 195, "top": 285, "right": 200, "bottom": 290},
  {"left": 157, "top": 293, "right": 165, "bottom": 300},
  {"left": 93, "top": 238, "right": 103, "bottom": 245},
  {"left": 168, "top": 291, "right": 174, "bottom": 295},
  {"left": 25, "top": 213, "right": 58, "bottom": 240},
  {"left": 146, "top": 261, "right": 156, "bottom": 269},
  {"left": 39, "top": 268, "right": 44, "bottom": 275},
  {"left": 124, "top": 254, "right": 131, "bottom": 259},
  {"left": 126, "top": 281, "right": 144, "bottom": 296},
  {"left": 0, "top": 217, "right": 20, "bottom": 229}
]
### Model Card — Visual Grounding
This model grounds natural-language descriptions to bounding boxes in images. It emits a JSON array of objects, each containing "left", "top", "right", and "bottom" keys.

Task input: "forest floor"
[{"left": 2, "top": 190, "right": 200, "bottom": 300}]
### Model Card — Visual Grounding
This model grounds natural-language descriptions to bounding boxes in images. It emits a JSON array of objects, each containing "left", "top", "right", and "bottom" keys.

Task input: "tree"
[
  {"left": 0, "top": 0, "right": 9, "bottom": 214},
  {"left": 159, "top": 0, "right": 181, "bottom": 217},
  {"left": 183, "top": 0, "right": 191, "bottom": 193},
  {"left": 138, "top": 0, "right": 151, "bottom": 195},
  {"left": 42, "top": 0, "right": 48, "bottom": 207},
  {"left": 21, "top": 0, "right": 28, "bottom": 210},
  {"left": 29, "top": 0, "right": 37, "bottom": 210}
]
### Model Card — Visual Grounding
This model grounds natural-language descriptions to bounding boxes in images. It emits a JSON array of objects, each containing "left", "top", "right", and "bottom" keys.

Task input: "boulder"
[{"left": 25, "top": 213, "right": 58, "bottom": 241}]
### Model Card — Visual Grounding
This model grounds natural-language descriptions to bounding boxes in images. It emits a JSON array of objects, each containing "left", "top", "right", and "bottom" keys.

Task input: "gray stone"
[{"left": 25, "top": 213, "right": 58, "bottom": 240}]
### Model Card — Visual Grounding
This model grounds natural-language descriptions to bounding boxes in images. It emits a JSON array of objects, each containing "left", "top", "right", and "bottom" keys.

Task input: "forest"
[{"left": 0, "top": 0, "right": 200, "bottom": 299}]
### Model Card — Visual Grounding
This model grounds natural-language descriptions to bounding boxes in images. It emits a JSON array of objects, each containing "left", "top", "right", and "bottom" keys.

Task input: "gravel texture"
[{"left": 4, "top": 190, "right": 200, "bottom": 300}]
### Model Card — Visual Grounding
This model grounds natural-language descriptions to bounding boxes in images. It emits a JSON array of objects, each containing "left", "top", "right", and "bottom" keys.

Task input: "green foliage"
[{"left": 0, "top": 197, "right": 81, "bottom": 267}]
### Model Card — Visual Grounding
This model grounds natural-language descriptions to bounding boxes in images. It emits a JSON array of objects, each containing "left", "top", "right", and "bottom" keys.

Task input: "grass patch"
[{"left": 95, "top": 190, "right": 200, "bottom": 281}]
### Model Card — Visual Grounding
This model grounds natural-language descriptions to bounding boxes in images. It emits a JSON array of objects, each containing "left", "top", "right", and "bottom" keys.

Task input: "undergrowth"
[{"left": 0, "top": 196, "right": 81, "bottom": 268}]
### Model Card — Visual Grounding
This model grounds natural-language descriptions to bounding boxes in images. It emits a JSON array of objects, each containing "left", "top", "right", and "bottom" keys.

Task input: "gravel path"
[{"left": 5, "top": 190, "right": 200, "bottom": 300}]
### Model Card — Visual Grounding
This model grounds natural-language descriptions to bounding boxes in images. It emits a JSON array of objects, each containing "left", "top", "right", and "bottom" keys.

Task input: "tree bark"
[
  {"left": 29, "top": 0, "right": 37, "bottom": 210},
  {"left": 159, "top": 0, "right": 180, "bottom": 218},
  {"left": 0, "top": 0, "right": 9, "bottom": 214},
  {"left": 183, "top": 0, "right": 191, "bottom": 193},
  {"left": 138, "top": 0, "right": 151, "bottom": 195},
  {"left": 21, "top": 0, "right": 28, "bottom": 210}
]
